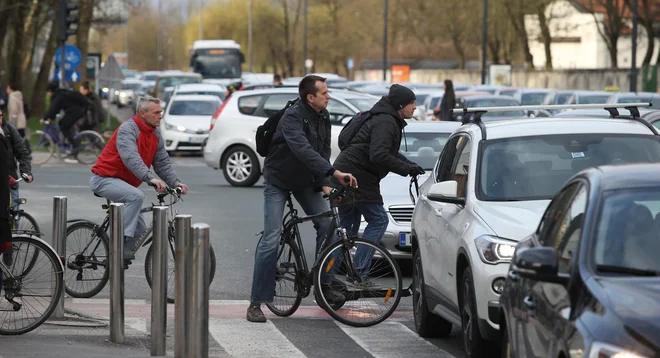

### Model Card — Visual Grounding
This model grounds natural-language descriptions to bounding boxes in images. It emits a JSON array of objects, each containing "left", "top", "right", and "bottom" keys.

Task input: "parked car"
[
  {"left": 356, "top": 121, "right": 462, "bottom": 264},
  {"left": 500, "top": 162, "right": 660, "bottom": 358},
  {"left": 607, "top": 91, "right": 660, "bottom": 109},
  {"left": 512, "top": 88, "right": 556, "bottom": 105},
  {"left": 171, "top": 83, "right": 226, "bottom": 102},
  {"left": 410, "top": 109, "right": 660, "bottom": 358},
  {"left": 203, "top": 87, "right": 379, "bottom": 186},
  {"left": 160, "top": 94, "right": 221, "bottom": 153}
]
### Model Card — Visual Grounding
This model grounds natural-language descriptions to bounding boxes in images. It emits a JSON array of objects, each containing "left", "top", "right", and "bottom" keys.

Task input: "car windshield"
[
  {"left": 122, "top": 83, "right": 141, "bottom": 90},
  {"left": 594, "top": 188, "right": 660, "bottom": 274},
  {"left": 466, "top": 98, "right": 526, "bottom": 119},
  {"left": 346, "top": 97, "right": 378, "bottom": 112},
  {"left": 578, "top": 95, "right": 611, "bottom": 104},
  {"left": 479, "top": 134, "right": 660, "bottom": 201},
  {"left": 192, "top": 54, "right": 242, "bottom": 79},
  {"left": 157, "top": 76, "right": 201, "bottom": 92},
  {"left": 168, "top": 100, "right": 219, "bottom": 116},
  {"left": 400, "top": 132, "right": 451, "bottom": 170},
  {"left": 180, "top": 90, "right": 226, "bottom": 102},
  {"left": 521, "top": 92, "right": 550, "bottom": 105}
]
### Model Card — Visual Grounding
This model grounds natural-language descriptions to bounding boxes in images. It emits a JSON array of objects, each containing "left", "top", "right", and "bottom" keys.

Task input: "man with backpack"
[
  {"left": 330, "top": 84, "right": 425, "bottom": 276},
  {"left": 247, "top": 75, "right": 357, "bottom": 323}
]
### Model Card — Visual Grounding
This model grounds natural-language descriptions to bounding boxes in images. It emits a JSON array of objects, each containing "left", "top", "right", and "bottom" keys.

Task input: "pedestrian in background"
[
  {"left": 439, "top": 79, "right": 456, "bottom": 121},
  {"left": 273, "top": 74, "right": 283, "bottom": 87},
  {"left": 6, "top": 83, "right": 26, "bottom": 138}
]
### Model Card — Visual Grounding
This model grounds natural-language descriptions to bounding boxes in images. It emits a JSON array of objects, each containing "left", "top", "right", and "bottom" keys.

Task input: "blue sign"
[
  {"left": 54, "top": 70, "right": 81, "bottom": 82},
  {"left": 347, "top": 58, "right": 354, "bottom": 70},
  {"left": 55, "top": 44, "right": 82, "bottom": 69}
]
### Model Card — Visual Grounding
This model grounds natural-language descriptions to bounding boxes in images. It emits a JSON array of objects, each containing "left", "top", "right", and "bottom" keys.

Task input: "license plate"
[
  {"left": 399, "top": 232, "right": 411, "bottom": 246},
  {"left": 188, "top": 136, "right": 203, "bottom": 143}
]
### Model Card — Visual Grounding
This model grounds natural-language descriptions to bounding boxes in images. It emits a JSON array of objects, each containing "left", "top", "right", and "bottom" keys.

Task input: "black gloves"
[{"left": 409, "top": 164, "right": 425, "bottom": 177}]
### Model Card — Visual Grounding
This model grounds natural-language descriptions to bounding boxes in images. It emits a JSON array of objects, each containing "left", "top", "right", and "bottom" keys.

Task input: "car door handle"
[
  {"left": 507, "top": 270, "right": 518, "bottom": 281},
  {"left": 523, "top": 296, "right": 536, "bottom": 310}
]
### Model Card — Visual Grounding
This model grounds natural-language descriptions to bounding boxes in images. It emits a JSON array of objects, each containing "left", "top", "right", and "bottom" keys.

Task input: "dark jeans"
[
  {"left": 60, "top": 125, "right": 80, "bottom": 156},
  {"left": 249, "top": 181, "right": 331, "bottom": 306},
  {"left": 321, "top": 202, "right": 389, "bottom": 284}
]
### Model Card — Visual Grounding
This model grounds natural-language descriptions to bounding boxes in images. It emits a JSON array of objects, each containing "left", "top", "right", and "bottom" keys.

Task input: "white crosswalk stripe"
[{"left": 209, "top": 318, "right": 307, "bottom": 358}]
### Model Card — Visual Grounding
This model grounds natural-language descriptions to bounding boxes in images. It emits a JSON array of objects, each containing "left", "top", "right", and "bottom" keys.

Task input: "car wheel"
[
  {"left": 460, "top": 266, "right": 489, "bottom": 358},
  {"left": 412, "top": 249, "right": 453, "bottom": 337},
  {"left": 222, "top": 145, "right": 260, "bottom": 187}
]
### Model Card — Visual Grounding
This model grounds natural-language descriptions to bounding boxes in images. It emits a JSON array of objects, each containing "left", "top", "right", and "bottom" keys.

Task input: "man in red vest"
[{"left": 90, "top": 96, "right": 188, "bottom": 266}]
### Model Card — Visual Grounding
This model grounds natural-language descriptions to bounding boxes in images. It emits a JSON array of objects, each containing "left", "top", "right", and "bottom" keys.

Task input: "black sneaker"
[
  {"left": 246, "top": 305, "right": 267, "bottom": 323},
  {"left": 2, "top": 252, "right": 12, "bottom": 267},
  {"left": 321, "top": 287, "right": 346, "bottom": 305}
]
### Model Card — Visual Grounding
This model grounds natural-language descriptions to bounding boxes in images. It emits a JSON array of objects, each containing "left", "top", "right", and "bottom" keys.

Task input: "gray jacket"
[{"left": 263, "top": 100, "right": 334, "bottom": 191}]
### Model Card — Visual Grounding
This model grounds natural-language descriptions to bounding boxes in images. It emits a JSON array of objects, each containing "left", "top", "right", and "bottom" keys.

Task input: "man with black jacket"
[
  {"left": 329, "top": 84, "right": 425, "bottom": 279},
  {"left": 41, "top": 81, "right": 89, "bottom": 163},
  {"left": 0, "top": 109, "right": 32, "bottom": 267},
  {"left": 247, "top": 75, "right": 357, "bottom": 323}
]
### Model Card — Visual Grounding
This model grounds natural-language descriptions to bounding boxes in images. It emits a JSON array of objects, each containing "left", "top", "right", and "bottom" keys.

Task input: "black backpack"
[
  {"left": 338, "top": 111, "right": 373, "bottom": 150},
  {"left": 255, "top": 98, "right": 299, "bottom": 157}
]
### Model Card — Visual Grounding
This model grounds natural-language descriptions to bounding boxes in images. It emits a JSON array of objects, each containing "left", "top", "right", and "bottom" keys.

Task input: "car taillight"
[{"left": 210, "top": 99, "right": 230, "bottom": 131}]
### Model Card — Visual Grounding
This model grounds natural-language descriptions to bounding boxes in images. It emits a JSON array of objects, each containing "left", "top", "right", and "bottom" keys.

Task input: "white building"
[{"left": 525, "top": 0, "right": 659, "bottom": 69}]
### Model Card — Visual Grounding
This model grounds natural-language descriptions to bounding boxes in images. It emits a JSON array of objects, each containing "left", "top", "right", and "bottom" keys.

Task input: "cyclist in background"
[
  {"left": 89, "top": 96, "right": 188, "bottom": 267},
  {"left": 79, "top": 81, "right": 104, "bottom": 132},
  {"left": 0, "top": 108, "right": 32, "bottom": 267},
  {"left": 41, "top": 81, "right": 89, "bottom": 164}
]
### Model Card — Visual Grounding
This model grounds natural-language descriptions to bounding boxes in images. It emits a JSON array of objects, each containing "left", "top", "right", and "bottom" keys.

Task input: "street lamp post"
[
  {"left": 383, "top": 0, "right": 388, "bottom": 82},
  {"left": 248, "top": 0, "right": 253, "bottom": 72},
  {"left": 481, "top": 0, "right": 488, "bottom": 85},
  {"left": 630, "top": 0, "right": 639, "bottom": 92}
]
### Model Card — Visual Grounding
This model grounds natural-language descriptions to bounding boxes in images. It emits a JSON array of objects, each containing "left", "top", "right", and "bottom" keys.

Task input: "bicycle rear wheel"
[
  {"left": 264, "top": 234, "right": 303, "bottom": 317},
  {"left": 64, "top": 221, "right": 110, "bottom": 298},
  {"left": 0, "top": 235, "right": 64, "bottom": 335},
  {"left": 314, "top": 237, "right": 403, "bottom": 327}
]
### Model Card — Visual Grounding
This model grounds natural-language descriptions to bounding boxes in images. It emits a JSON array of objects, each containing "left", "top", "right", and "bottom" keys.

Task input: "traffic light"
[{"left": 58, "top": 0, "right": 79, "bottom": 42}]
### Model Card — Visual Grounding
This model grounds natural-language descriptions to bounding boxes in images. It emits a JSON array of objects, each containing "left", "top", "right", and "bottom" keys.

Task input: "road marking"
[
  {"left": 335, "top": 320, "right": 455, "bottom": 358},
  {"left": 209, "top": 318, "right": 306, "bottom": 358},
  {"left": 41, "top": 185, "right": 91, "bottom": 189}
]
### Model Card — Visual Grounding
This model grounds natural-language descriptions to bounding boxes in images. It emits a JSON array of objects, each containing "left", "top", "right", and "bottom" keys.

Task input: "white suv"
[
  {"left": 410, "top": 111, "right": 660, "bottom": 357},
  {"left": 203, "top": 87, "right": 378, "bottom": 186}
]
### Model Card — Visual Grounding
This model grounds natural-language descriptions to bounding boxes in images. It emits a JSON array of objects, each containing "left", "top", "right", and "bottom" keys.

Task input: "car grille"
[{"left": 389, "top": 205, "right": 414, "bottom": 224}]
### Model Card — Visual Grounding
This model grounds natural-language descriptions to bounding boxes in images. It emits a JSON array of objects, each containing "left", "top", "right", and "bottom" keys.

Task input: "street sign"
[
  {"left": 347, "top": 58, "right": 354, "bottom": 70},
  {"left": 55, "top": 44, "right": 82, "bottom": 69},
  {"left": 54, "top": 69, "right": 81, "bottom": 82}
]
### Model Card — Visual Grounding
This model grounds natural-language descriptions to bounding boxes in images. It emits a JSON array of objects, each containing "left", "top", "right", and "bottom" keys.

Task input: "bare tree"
[
  {"left": 504, "top": 0, "right": 535, "bottom": 68},
  {"left": 77, "top": 0, "right": 97, "bottom": 85},
  {"left": 624, "top": 0, "right": 659, "bottom": 66},
  {"left": 22, "top": 0, "right": 49, "bottom": 73},
  {"left": 8, "top": 1, "right": 31, "bottom": 87},
  {"left": 586, "top": 0, "right": 627, "bottom": 67},
  {"left": 31, "top": 3, "right": 58, "bottom": 116}
]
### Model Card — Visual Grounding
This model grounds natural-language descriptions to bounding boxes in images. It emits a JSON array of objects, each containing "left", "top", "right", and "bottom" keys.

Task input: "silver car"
[{"left": 357, "top": 121, "right": 462, "bottom": 263}]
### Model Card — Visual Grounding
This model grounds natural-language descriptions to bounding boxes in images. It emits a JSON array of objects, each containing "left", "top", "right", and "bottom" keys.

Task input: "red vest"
[{"left": 91, "top": 115, "right": 159, "bottom": 187}]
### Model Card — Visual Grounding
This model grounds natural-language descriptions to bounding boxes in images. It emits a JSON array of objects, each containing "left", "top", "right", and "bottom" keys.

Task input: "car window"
[
  {"left": 168, "top": 100, "right": 220, "bottom": 116},
  {"left": 237, "top": 95, "right": 265, "bottom": 116},
  {"left": 327, "top": 99, "right": 355, "bottom": 125},
  {"left": 400, "top": 132, "right": 451, "bottom": 170},
  {"left": 346, "top": 98, "right": 378, "bottom": 112},
  {"left": 536, "top": 183, "right": 581, "bottom": 240},
  {"left": 435, "top": 136, "right": 463, "bottom": 182},
  {"left": 450, "top": 137, "right": 471, "bottom": 198},
  {"left": 262, "top": 94, "right": 298, "bottom": 117},
  {"left": 594, "top": 187, "right": 660, "bottom": 273},
  {"left": 521, "top": 92, "right": 550, "bottom": 106},
  {"left": 479, "top": 134, "right": 660, "bottom": 201},
  {"left": 544, "top": 185, "right": 587, "bottom": 274}
]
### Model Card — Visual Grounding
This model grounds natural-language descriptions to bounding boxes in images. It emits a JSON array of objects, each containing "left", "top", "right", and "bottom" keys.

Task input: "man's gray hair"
[{"left": 136, "top": 96, "right": 160, "bottom": 114}]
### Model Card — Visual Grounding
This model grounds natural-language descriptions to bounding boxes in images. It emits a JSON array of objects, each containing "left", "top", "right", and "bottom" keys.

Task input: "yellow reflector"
[
  {"left": 325, "top": 258, "right": 335, "bottom": 273},
  {"left": 384, "top": 288, "right": 392, "bottom": 303}
]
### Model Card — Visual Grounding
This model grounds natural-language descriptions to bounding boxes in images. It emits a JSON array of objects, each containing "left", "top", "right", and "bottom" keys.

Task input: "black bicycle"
[
  {"left": 262, "top": 178, "right": 404, "bottom": 327},
  {"left": 64, "top": 186, "right": 216, "bottom": 302}
]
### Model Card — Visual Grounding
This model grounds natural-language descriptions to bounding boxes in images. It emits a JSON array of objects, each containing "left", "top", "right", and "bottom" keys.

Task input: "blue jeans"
[
  {"left": 249, "top": 181, "right": 331, "bottom": 306},
  {"left": 321, "top": 202, "right": 389, "bottom": 284}
]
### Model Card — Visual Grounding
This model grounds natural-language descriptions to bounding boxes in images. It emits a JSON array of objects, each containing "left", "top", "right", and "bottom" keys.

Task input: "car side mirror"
[
  {"left": 513, "top": 247, "right": 568, "bottom": 284},
  {"left": 427, "top": 180, "right": 465, "bottom": 205}
]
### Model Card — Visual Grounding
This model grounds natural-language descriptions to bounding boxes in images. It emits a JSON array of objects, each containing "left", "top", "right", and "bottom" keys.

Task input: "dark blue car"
[{"left": 500, "top": 163, "right": 660, "bottom": 358}]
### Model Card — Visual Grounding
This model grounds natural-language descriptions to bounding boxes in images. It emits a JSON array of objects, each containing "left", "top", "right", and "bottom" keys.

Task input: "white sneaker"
[{"left": 63, "top": 157, "right": 79, "bottom": 164}]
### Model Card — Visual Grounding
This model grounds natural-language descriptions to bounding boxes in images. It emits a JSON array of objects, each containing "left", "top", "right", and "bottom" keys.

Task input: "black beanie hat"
[
  {"left": 46, "top": 80, "right": 59, "bottom": 93},
  {"left": 387, "top": 84, "right": 416, "bottom": 109}
]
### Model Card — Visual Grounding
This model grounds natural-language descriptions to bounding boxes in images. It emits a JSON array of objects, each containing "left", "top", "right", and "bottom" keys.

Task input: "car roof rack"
[{"left": 452, "top": 102, "right": 656, "bottom": 138}]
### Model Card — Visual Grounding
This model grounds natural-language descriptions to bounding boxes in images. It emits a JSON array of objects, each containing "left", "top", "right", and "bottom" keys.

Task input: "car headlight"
[
  {"left": 587, "top": 342, "right": 648, "bottom": 358},
  {"left": 475, "top": 235, "right": 516, "bottom": 265},
  {"left": 119, "top": 92, "right": 126, "bottom": 98},
  {"left": 177, "top": 125, "right": 186, "bottom": 132}
]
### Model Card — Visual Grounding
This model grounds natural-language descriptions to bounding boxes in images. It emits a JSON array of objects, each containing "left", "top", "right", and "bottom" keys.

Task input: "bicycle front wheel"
[
  {"left": 0, "top": 235, "right": 64, "bottom": 335},
  {"left": 264, "top": 235, "right": 303, "bottom": 317},
  {"left": 27, "top": 130, "right": 54, "bottom": 166},
  {"left": 314, "top": 237, "right": 403, "bottom": 327},
  {"left": 144, "top": 235, "right": 217, "bottom": 303},
  {"left": 76, "top": 130, "right": 105, "bottom": 164}
]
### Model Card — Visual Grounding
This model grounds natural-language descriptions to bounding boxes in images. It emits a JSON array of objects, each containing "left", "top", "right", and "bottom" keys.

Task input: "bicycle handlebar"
[{"left": 147, "top": 183, "right": 183, "bottom": 202}]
